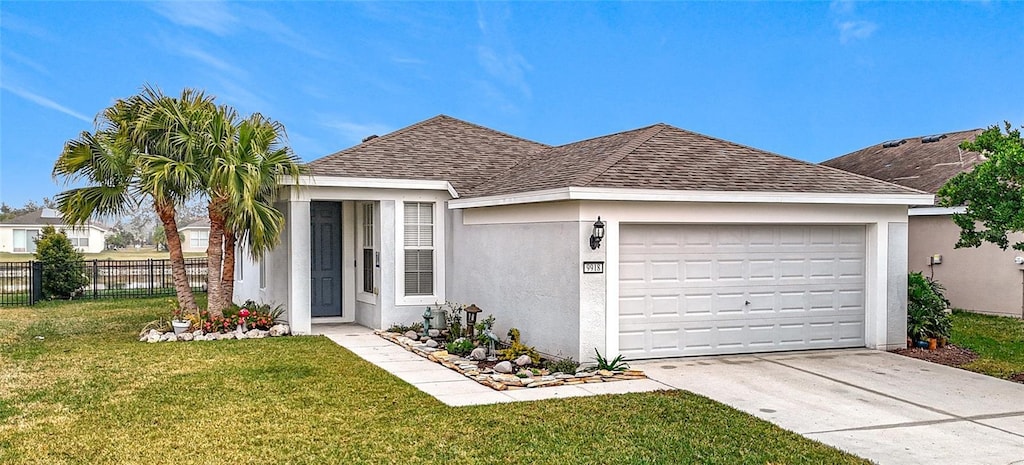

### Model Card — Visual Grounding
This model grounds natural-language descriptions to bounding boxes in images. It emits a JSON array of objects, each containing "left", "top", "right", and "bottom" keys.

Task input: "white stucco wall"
[{"left": 447, "top": 207, "right": 583, "bottom": 360}]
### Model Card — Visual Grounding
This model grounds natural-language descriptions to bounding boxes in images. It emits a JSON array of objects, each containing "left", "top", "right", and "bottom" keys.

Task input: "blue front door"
[{"left": 310, "top": 202, "right": 342, "bottom": 317}]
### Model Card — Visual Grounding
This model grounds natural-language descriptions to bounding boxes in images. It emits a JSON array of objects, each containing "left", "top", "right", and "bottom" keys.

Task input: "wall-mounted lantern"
[{"left": 589, "top": 216, "right": 606, "bottom": 250}]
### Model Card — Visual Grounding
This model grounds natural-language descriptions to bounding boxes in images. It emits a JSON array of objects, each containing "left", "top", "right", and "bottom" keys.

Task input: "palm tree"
[
  {"left": 53, "top": 87, "right": 215, "bottom": 314},
  {"left": 206, "top": 112, "right": 305, "bottom": 312}
]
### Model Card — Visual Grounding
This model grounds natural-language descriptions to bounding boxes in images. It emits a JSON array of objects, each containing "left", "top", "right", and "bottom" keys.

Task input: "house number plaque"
[{"left": 583, "top": 261, "right": 605, "bottom": 274}]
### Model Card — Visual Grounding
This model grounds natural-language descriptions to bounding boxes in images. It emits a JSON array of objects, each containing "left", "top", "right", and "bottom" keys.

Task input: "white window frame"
[
  {"left": 357, "top": 202, "right": 377, "bottom": 303},
  {"left": 396, "top": 200, "right": 443, "bottom": 306},
  {"left": 190, "top": 230, "right": 209, "bottom": 249}
]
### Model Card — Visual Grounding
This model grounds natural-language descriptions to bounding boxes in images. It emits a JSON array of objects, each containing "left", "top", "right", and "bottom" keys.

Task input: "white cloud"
[
  {"left": 473, "top": 3, "right": 532, "bottom": 109},
  {"left": 1, "top": 84, "right": 91, "bottom": 123},
  {"left": 3, "top": 51, "right": 50, "bottom": 76},
  {"left": 178, "top": 47, "right": 241, "bottom": 74},
  {"left": 838, "top": 20, "right": 878, "bottom": 44},
  {"left": 150, "top": 1, "right": 239, "bottom": 36},
  {"left": 829, "top": 0, "right": 856, "bottom": 15}
]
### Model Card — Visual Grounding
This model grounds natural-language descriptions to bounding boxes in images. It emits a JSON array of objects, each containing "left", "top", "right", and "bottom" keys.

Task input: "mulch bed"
[
  {"left": 892, "top": 344, "right": 1024, "bottom": 384},
  {"left": 891, "top": 344, "right": 979, "bottom": 368}
]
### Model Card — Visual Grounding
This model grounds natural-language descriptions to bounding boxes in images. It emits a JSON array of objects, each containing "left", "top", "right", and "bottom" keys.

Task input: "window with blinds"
[
  {"left": 361, "top": 202, "right": 375, "bottom": 294},
  {"left": 403, "top": 202, "right": 434, "bottom": 296}
]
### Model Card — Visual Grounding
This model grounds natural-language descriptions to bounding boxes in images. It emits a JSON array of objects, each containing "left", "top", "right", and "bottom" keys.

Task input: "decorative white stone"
[
  {"left": 494, "top": 361, "right": 513, "bottom": 373},
  {"left": 165, "top": 333, "right": 178, "bottom": 342},
  {"left": 194, "top": 335, "right": 208, "bottom": 341},
  {"left": 178, "top": 332, "right": 194, "bottom": 342},
  {"left": 403, "top": 330, "right": 419, "bottom": 340},
  {"left": 428, "top": 329, "right": 440, "bottom": 338},
  {"left": 220, "top": 332, "right": 235, "bottom": 340},
  {"left": 235, "top": 332, "right": 247, "bottom": 340},
  {"left": 425, "top": 339, "right": 439, "bottom": 348},
  {"left": 268, "top": 324, "right": 289, "bottom": 337},
  {"left": 207, "top": 332, "right": 220, "bottom": 341},
  {"left": 146, "top": 333, "right": 161, "bottom": 343},
  {"left": 159, "top": 333, "right": 174, "bottom": 342},
  {"left": 192, "top": 330, "right": 204, "bottom": 337},
  {"left": 514, "top": 355, "right": 533, "bottom": 367},
  {"left": 469, "top": 347, "right": 487, "bottom": 361}
]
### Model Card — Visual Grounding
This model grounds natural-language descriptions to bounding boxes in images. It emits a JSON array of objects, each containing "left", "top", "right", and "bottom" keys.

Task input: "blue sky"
[{"left": 2, "top": 1, "right": 1022, "bottom": 207}]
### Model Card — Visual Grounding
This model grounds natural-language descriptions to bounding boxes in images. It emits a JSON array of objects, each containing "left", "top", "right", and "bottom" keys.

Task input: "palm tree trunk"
[
  {"left": 220, "top": 230, "right": 237, "bottom": 311},
  {"left": 206, "top": 201, "right": 227, "bottom": 318},
  {"left": 156, "top": 201, "right": 197, "bottom": 313}
]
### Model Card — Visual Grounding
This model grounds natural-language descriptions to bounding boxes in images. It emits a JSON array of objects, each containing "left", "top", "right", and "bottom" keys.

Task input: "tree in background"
[
  {"left": 0, "top": 198, "right": 56, "bottom": 221},
  {"left": 34, "top": 226, "right": 88, "bottom": 299},
  {"left": 938, "top": 122, "right": 1024, "bottom": 250}
]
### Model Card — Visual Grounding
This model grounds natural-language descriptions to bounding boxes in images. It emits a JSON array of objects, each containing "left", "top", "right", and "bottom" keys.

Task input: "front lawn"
[
  {"left": 951, "top": 310, "right": 1024, "bottom": 379},
  {"left": 0, "top": 298, "right": 867, "bottom": 464}
]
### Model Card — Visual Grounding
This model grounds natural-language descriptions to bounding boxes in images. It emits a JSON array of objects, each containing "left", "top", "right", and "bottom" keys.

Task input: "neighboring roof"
[
  {"left": 465, "top": 124, "right": 922, "bottom": 198},
  {"left": 0, "top": 209, "right": 109, "bottom": 230},
  {"left": 308, "top": 115, "right": 549, "bottom": 192},
  {"left": 179, "top": 218, "right": 210, "bottom": 230},
  {"left": 821, "top": 129, "right": 985, "bottom": 195}
]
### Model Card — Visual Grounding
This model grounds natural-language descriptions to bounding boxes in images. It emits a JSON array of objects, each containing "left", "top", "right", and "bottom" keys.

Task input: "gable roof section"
[
  {"left": 465, "top": 123, "right": 921, "bottom": 198},
  {"left": 821, "top": 129, "right": 985, "bottom": 194},
  {"left": 307, "top": 115, "right": 548, "bottom": 193},
  {"left": 0, "top": 209, "right": 109, "bottom": 230}
]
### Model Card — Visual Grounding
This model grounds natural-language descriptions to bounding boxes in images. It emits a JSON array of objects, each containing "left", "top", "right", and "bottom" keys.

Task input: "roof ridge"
[
  {"left": 436, "top": 115, "right": 550, "bottom": 148},
  {"left": 576, "top": 124, "right": 667, "bottom": 187},
  {"left": 660, "top": 125, "right": 928, "bottom": 195}
]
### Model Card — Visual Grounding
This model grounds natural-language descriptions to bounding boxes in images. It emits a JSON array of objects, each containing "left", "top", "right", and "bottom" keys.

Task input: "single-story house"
[
  {"left": 179, "top": 218, "right": 211, "bottom": 253},
  {"left": 823, "top": 129, "right": 1024, "bottom": 319},
  {"left": 0, "top": 208, "right": 108, "bottom": 254},
  {"left": 235, "top": 115, "right": 932, "bottom": 361}
]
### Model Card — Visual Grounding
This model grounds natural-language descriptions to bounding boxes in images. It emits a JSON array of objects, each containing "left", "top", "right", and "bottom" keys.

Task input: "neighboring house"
[
  {"left": 179, "top": 218, "right": 211, "bottom": 253},
  {"left": 0, "top": 208, "right": 108, "bottom": 254},
  {"left": 235, "top": 115, "right": 931, "bottom": 361},
  {"left": 824, "top": 129, "right": 1024, "bottom": 318}
]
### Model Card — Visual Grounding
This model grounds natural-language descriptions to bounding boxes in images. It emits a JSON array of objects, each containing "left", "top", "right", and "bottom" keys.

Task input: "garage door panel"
[{"left": 619, "top": 224, "right": 866, "bottom": 358}]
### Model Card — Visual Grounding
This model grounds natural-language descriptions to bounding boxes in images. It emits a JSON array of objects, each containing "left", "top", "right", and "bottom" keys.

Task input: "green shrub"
[
  {"left": 445, "top": 338, "right": 474, "bottom": 356},
  {"left": 386, "top": 322, "right": 423, "bottom": 333},
  {"left": 499, "top": 327, "right": 540, "bottom": 363},
  {"left": 907, "top": 272, "right": 951, "bottom": 340},
  {"left": 34, "top": 225, "right": 88, "bottom": 299},
  {"left": 544, "top": 357, "right": 581, "bottom": 374},
  {"left": 591, "top": 349, "right": 629, "bottom": 371}
]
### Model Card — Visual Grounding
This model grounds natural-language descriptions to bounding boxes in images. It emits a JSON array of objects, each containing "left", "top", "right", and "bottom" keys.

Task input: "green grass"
[
  {"left": 0, "top": 299, "right": 868, "bottom": 465},
  {"left": 951, "top": 310, "right": 1024, "bottom": 379}
]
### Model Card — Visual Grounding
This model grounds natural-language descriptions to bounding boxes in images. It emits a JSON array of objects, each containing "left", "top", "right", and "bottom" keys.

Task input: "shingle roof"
[
  {"left": 179, "top": 218, "right": 210, "bottom": 229},
  {"left": 0, "top": 209, "right": 109, "bottom": 230},
  {"left": 465, "top": 124, "right": 921, "bottom": 197},
  {"left": 308, "top": 115, "right": 549, "bottom": 192},
  {"left": 821, "top": 129, "right": 984, "bottom": 195}
]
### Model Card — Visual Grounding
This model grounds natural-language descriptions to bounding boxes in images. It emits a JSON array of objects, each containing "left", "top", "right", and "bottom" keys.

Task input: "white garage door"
[{"left": 619, "top": 224, "right": 866, "bottom": 359}]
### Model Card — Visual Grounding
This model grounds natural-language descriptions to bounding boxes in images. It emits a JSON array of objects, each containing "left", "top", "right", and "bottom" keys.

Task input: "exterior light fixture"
[
  {"left": 590, "top": 216, "right": 605, "bottom": 250},
  {"left": 464, "top": 304, "right": 481, "bottom": 339}
]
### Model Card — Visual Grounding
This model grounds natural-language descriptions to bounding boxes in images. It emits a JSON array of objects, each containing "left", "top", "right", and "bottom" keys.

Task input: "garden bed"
[{"left": 377, "top": 330, "right": 647, "bottom": 391}]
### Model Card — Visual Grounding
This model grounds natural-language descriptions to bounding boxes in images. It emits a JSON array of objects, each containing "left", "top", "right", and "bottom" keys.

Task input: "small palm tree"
[{"left": 207, "top": 113, "right": 305, "bottom": 313}]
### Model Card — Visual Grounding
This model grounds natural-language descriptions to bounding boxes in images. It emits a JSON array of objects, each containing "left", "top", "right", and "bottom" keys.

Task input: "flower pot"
[
  {"left": 928, "top": 338, "right": 938, "bottom": 351},
  {"left": 915, "top": 340, "right": 929, "bottom": 349},
  {"left": 171, "top": 320, "right": 190, "bottom": 336}
]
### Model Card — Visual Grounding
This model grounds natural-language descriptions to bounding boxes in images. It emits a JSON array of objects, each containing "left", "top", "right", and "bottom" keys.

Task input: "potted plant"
[{"left": 169, "top": 300, "right": 191, "bottom": 335}]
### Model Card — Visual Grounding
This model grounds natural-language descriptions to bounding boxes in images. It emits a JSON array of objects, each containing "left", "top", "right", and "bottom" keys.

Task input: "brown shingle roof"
[
  {"left": 307, "top": 115, "right": 548, "bottom": 192},
  {"left": 0, "top": 209, "right": 109, "bottom": 230},
  {"left": 466, "top": 124, "right": 920, "bottom": 198},
  {"left": 821, "top": 129, "right": 985, "bottom": 194}
]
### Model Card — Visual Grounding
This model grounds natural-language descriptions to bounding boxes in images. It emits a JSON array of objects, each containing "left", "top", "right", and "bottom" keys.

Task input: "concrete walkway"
[
  {"left": 634, "top": 349, "right": 1024, "bottom": 465},
  {"left": 314, "top": 323, "right": 668, "bottom": 406}
]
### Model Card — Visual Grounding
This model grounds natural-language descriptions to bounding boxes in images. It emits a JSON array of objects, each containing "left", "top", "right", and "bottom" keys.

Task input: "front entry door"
[{"left": 310, "top": 202, "right": 342, "bottom": 317}]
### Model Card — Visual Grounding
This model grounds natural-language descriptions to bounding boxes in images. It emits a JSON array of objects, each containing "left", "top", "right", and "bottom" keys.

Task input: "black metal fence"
[{"left": 0, "top": 258, "right": 208, "bottom": 306}]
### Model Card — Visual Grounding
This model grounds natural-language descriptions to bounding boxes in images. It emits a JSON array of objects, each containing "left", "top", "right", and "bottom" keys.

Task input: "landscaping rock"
[
  {"left": 164, "top": 333, "right": 178, "bottom": 342},
  {"left": 494, "top": 361, "right": 513, "bottom": 373},
  {"left": 146, "top": 333, "right": 161, "bottom": 343},
  {"left": 194, "top": 334, "right": 207, "bottom": 341},
  {"left": 178, "top": 332, "right": 194, "bottom": 342},
  {"left": 192, "top": 330, "right": 204, "bottom": 337},
  {"left": 268, "top": 324, "right": 289, "bottom": 337},
  {"left": 428, "top": 329, "right": 440, "bottom": 338},
  {"left": 469, "top": 347, "right": 487, "bottom": 361},
  {"left": 220, "top": 332, "right": 235, "bottom": 340},
  {"left": 207, "top": 332, "right": 220, "bottom": 341},
  {"left": 235, "top": 332, "right": 247, "bottom": 340},
  {"left": 514, "top": 355, "right": 532, "bottom": 367},
  {"left": 246, "top": 329, "right": 265, "bottom": 339},
  {"left": 404, "top": 330, "right": 419, "bottom": 340},
  {"left": 425, "top": 339, "right": 438, "bottom": 348}
]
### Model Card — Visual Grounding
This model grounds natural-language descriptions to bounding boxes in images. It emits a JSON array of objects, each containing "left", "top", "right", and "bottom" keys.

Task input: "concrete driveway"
[{"left": 634, "top": 349, "right": 1024, "bottom": 465}]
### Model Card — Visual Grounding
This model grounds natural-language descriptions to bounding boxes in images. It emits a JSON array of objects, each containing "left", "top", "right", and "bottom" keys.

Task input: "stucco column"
[{"left": 288, "top": 199, "right": 311, "bottom": 335}]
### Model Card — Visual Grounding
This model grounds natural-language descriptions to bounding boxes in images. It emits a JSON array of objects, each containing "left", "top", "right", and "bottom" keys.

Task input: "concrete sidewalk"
[
  {"left": 635, "top": 349, "right": 1024, "bottom": 465},
  {"left": 315, "top": 323, "right": 669, "bottom": 406}
]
